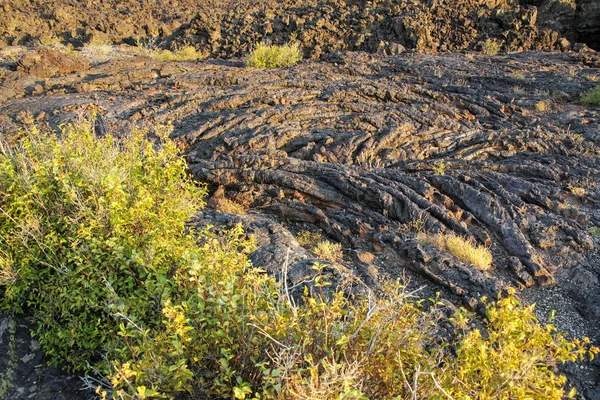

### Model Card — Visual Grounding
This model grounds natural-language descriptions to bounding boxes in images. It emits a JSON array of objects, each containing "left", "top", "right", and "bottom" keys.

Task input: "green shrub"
[
  {"left": 1, "top": 123, "right": 597, "bottom": 400},
  {"left": 245, "top": 42, "right": 302, "bottom": 69},
  {"left": 581, "top": 85, "right": 600, "bottom": 106},
  {"left": 0, "top": 123, "right": 206, "bottom": 369}
]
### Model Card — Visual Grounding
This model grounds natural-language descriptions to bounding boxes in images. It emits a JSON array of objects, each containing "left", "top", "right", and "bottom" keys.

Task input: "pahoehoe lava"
[{"left": 0, "top": 48, "right": 599, "bottom": 397}]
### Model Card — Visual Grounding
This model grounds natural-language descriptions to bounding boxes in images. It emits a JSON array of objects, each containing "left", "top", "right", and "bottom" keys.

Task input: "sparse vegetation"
[
  {"left": 79, "top": 44, "right": 119, "bottom": 63},
  {"left": 536, "top": 100, "right": 551, "bottom": 112},
  {"left": 589, "top": 226, "right": 600, "bottom": 236},
  {"left": 417, "top": 232, "right": 493, "bottom": 270},
  {"left": 433, "top": 160, "right": 449, "bottom": 176},
  {"left": 581, "top": 85, "right": 600, "bottom": 106},
  {"left": 568, "top": 185, "right": 586, "bottom": 196},
  {"left": 214, "top": 197, "right": 246, "bottom": 214},
  {"left": 483, "top": 39, "right": 500, "bottom": 56},
  {"left": 313, "top": 240, "right": 344, "bottom": 263},
  {"left": 296, "top": 229, "right": 323, "bottom": 247},
  {"left": 246, "top": 42, "right": 302, "bottom": 69},
  {"left": 510, "top": 71, "right": 526, "bottom": 80},
  {"left": 0, "top": 123, "right": 597, "bottom": 399},
  {"left": 145, "top": 46, "right": 203, "bottom": 62}
]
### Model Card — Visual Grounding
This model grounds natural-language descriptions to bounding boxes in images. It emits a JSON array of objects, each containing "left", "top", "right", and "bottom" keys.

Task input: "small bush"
[
  {"left": 483, "top": 39, "right": 500, "bottom": 56},
  {"left": 313, "top": 240, "right": 344, "bottom": 263},
  {"left": 417, "top": 232, "right": 493, "bottom": 270},
  {"left": 0, "top": 123, "right": 206, "bottom": 370},
  {"left": 296, "top": 229, "right": 323, "bottom": 247},
  {"left": 581, "top": 85, "right": 600, "bottom": 106},
  {"left": 433, "top": 160, "right": 449, "bottom": 176},
  {"left": 245, "top": 42, "right": 302, "bottom": 69}
]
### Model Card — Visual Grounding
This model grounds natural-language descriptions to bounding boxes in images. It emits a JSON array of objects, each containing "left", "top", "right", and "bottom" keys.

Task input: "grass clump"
[
  {"left": 417, "top": 231, "right": 493, "bottom": 270},
  {"left": 568, "top": 184, "right": 586, "bottom": 196},
  {"left": 296, "top": 229, "right": 323, "bottom": 247},
  {"left": 1, "top": 123, "right": 598, "bottom": 400},
  {"left": 245, "top": 42, "right": 302, "bottom": 69},
  {"left": 145, "top": 46, "right": 202, "bottom": 62},
  {"left": 581, "top": 85, "right": 600, "bottom": 106},
  {"left": 296, "top": 230, "right": 343, "bottom": 262},
  {"left": 213, "top": 197, "right": 246, "bottom": 215},
  {"left": 483, "top": 39, "right": 500, "bottom": 56},
  {"left": 313, "top": 240, "right": 344, "bottom": 263}
]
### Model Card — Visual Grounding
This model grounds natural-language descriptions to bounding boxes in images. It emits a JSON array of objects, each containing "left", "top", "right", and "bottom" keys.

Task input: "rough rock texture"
[
  {"left": 0, "top": 48, "right": 599, "bottom": 397},
  {"left": 0, "top": 0, "right": 200, "bottom": 47},
  {"left": 0, "top": 312, "right": 96, "bottom": 400},
  {"left": 171, "top": 0, "right": 574, "bottom": 57},
  {"left": 1, "top": 0, "right": 599, "bottom": 53},
  {"left": 524, "top": 0, "right": 600, "bottom": 50},
  {"left": 17, "top": 48, "right": 90, "bottom": 78}
]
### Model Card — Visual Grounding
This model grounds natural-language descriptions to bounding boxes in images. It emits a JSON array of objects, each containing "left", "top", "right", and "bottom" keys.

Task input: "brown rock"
[{"left": 17, "top": 48, "right": 89, "bottom": 78}]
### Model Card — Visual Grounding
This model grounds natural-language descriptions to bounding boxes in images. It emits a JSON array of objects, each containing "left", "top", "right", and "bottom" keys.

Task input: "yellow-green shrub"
[
  {"left": 245, "top": 42, "right": 302, "bottom": 69},
  {"left": 442, "top": 292, "right": 597, "bottom": 399},
  {"left": 0, "top": 123, "right": 205, "bottom": 370},
  {"left": 483, "top": 39, "right": 500, "bottom": 56}
]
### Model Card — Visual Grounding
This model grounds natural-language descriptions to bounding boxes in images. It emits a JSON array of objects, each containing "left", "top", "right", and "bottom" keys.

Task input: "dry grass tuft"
[
  {"left": 313, "top": 240, "right": 343, "bottom": 263},
  {"left": 417, "top": 232, "right": 493, "bottom": 270},
  {"left": 214, "top": 197, "right": 246, "bottom": 215},
  {"left": 147, "top": 46, "right": 203, "bottom": 62},
  {"left": 568, "top": 185, "right": 586, "bottom": 196}
]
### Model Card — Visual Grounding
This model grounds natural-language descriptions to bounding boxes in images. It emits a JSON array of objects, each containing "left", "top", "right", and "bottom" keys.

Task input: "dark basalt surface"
[{"left": 0, "top": 49, "right": 599, "bottom": 398}]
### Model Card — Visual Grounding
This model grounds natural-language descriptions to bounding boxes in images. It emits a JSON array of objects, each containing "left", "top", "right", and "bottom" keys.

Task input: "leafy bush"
[
  {"left": 245, "top": 42, "right": 302, "bottom": 69},
  {"left": 581, "top": 85, "right": 600, "bottom": 106},
  {"left": 0, "top": 123, "right": 206, "bottom": 369},
  {"left": 417, "top": 232, "right": 493, "bottom": 270},
  {"left": 1, "top": 123, "right": 597, "bottom": 400}
]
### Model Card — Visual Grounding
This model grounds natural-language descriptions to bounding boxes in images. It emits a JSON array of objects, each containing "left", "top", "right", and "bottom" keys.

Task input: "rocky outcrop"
[
  {"left": 17, "top": 48, "right": 90, "bottom": 78},
  {"left": 525, "top": 0, "right": 600, "bottom": 50},
  {"left": 170, "top": 0, "right": 579, "bottom": 57},
  {"left": 0, "top": 0, "right": 199, "bottom": 47},
  {"left": 1, "top": 0, "right": 598, "bottom": 54}
]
